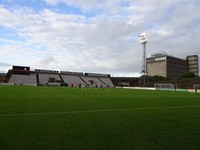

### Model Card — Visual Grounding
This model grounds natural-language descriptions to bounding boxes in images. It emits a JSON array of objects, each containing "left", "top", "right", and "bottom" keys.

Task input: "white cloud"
[
  {"left": 0, "top": 62, "right": 12, "bottom": 73},
  {"left": 0, "top": 1, "right": 200, "bottom": 75}
]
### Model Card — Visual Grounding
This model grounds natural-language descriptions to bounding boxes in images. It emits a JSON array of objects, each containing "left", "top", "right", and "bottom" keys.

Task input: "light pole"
[{"left": 139, "top": 33, "right": 147, "bottom": 85}]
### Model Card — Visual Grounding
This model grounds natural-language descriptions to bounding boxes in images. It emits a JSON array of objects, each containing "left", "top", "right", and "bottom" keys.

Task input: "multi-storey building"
[{"left": 146, "top": 53, "right": 198, "bottom": 79}]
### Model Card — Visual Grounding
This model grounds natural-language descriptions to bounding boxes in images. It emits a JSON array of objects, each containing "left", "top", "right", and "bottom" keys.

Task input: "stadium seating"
[
  {"left": 38, "top": 74, "right": 62, "bottom": 85},
  {"left": 98, "top": 77, "right": 114, "bottom": 87},
  {"left": 4, "top": 65, "right": 116, "bottom": 88},
  {"left": 80, "top": 76, "right": 107, "bottom": 87},
  {"left": 8, "top": 74, "right": 37, "bottom": 85},
  {"left": 61, "top": 75, "right": 86, "bottom": 87}
]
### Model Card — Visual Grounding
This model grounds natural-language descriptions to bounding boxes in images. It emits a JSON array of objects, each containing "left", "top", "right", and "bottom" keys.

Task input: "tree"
[{"left": 181, "top": 72, "right": 196, "bottom": 78}]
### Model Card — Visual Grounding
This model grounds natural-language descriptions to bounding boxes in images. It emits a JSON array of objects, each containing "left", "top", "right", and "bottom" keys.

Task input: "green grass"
[{"left": 0, "top": 86, "right": 200, "bottom": 150}]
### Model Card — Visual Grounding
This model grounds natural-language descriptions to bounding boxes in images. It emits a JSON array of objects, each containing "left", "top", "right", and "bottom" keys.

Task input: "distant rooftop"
[{"left": 151, "top": 52, "right": 167, "bottom": 58}]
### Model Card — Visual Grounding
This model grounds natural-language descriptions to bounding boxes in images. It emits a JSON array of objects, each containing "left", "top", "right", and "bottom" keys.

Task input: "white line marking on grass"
[{"left": 0, "top": 105, "right": 200, "bottom": 117}]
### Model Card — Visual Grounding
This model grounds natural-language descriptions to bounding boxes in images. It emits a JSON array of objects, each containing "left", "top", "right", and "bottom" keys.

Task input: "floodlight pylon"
[{"left": 139, "top": 33, "right": 147, "bottom": 85}]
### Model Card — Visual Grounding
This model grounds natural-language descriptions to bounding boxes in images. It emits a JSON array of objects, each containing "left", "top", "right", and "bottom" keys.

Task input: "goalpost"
[
  {"left": 154, "top": 83, "right": 175, "bottom": 91},
  {"left": 193, "top": 84, "right": 200, "bottom": 93}
]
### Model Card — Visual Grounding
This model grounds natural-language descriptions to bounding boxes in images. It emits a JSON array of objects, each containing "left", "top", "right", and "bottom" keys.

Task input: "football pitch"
[{"left": 0, "top": 86, "right": 200, "bottom": 150}]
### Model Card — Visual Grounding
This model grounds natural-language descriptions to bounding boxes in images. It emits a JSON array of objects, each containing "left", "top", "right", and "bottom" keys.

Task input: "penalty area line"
[{"left": 0, "top": 105, "right": 200, "bottom": 117}]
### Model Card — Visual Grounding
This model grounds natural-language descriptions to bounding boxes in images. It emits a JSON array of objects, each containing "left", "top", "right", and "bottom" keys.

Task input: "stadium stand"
[
  {"left": 61, "top": 75, "right": 86, "bottom": 87},
  {"left": 110, "top": 77, "right": 139, "bottom": 87},
  {"left": 98, "top": 77, "right": 114, "bottom": 87},
  {"left": 82, "top": 72, "right": 114, "bottom": 87},
  {"left": 8, "top": 74, "right": 37, "bottom": 85},
  {"left": 3, "top": 65, "right": 117, "bottom": 88},
  {"left": 12, "top": 66, "right": 31, "bottom": 75},
  {"left": 2, "top": 70, "right": 12, "bottom": 83},
  {"left": 60, "top": 71, "right": 84, "bottom": 76},
  {"left": 35, "top": 69, "right": 59, "bottom": 74},
  {"left": 80, "top": 76, "right": 107, "bottom": 87},
  {"left": 0, "top": 73, "right": 6, "bottom": 83},
  {"left": 38, "top": 74, "right": 62, "bottom": 85}
]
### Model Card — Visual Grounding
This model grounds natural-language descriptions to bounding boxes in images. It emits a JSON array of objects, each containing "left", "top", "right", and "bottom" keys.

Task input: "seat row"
[{"left": 8, "top": 73, "right": 114, "bottom": 87}]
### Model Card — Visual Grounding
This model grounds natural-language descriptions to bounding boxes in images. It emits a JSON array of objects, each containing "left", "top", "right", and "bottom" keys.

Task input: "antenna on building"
[{"left": 139, "top": 32, "right": 147, "bottom": 85}]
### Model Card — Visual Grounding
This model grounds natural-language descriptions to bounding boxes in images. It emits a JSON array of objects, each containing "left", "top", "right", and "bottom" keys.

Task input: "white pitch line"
[{"left": 0, "top": 105, "right": 200, "bottom": 117}]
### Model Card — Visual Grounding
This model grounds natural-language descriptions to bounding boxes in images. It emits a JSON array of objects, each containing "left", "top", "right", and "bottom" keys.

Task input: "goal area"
[
  {"left": 193, "top": 84, "right": 200, "bottom": 93},
  {"left": 154, "top": 83, "right": 175, "bottom": 91}
]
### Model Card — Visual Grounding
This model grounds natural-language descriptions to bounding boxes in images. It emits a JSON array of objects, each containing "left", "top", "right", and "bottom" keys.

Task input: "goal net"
[
  {"left": 154, "top": 83, "right": 175, "bottom": 91},
  {"left": 193, "top": 84, "right": 200, "bottom": 93}
]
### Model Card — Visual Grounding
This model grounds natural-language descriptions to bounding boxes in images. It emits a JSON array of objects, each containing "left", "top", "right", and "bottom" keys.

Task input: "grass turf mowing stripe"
[{"left": 0, "top": 105, "right": 200, "bottom": 117}]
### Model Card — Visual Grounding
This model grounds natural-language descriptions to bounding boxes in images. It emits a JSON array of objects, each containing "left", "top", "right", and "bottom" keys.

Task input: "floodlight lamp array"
[{"left": 139, "top": 33, "right": 147, "bottom": 44}]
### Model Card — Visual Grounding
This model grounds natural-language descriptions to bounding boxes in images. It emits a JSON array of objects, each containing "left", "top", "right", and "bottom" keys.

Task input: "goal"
[
  {"left": 154, "top": 83, "right": 175, "bottom": 91},
  {"left": 193, "top": 84, "right": 200, "bottom": 93}
]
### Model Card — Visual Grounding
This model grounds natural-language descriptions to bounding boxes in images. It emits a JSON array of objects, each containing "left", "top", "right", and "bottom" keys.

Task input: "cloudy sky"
[{"left": 0, "top": 0, "right": 199, "bottom": 76}]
